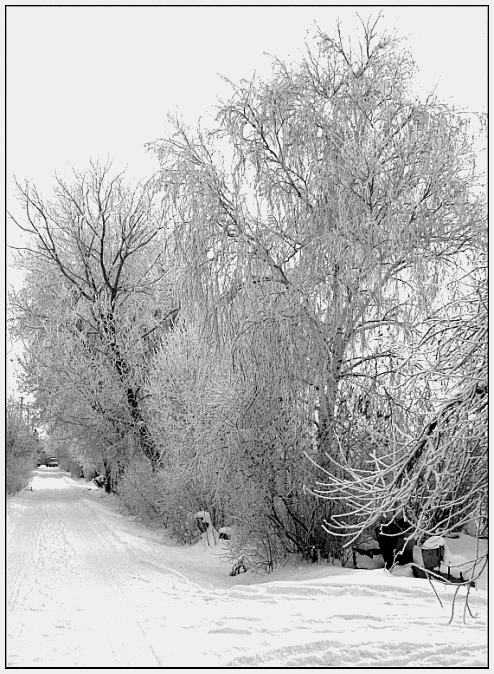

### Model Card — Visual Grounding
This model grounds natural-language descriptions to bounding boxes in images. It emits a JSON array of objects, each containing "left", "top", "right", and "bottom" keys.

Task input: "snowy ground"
[{"left": 7, "top": 468, "right": 487, "bottom": 667}]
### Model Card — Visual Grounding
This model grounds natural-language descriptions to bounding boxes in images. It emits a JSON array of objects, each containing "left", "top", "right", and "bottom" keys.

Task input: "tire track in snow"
[
  {"left": 84, "top": 509, "right": 162, "bottom": 665},
  {"left": 8, "top": 480, "right": 162, "bottom": 667},
  {"left": 7, "top": 474, "right": 487, "bottom": 668}
]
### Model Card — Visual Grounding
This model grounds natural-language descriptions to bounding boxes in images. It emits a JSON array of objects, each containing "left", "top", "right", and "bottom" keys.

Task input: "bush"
[
  {"left": 117, "top": 460, "right": 213, "bottom": 545},
  {"left": 6, "top": 402, "right": 38, "bottom": 494},
  {"left": 60, "top": 457, "right": 84, "bottom": 477},
  {"left": 224, "top": 516, "right": 288, "bottom": 573},
  {"left": 117, "top": 460, "right": 166, "bottom": 522},
  {"left": 6, "top": 453, "right": 35, "bottom": 494}
]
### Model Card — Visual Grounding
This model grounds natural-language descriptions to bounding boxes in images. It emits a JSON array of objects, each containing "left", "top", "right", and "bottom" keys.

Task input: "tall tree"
[
  {"left": 148, "top": 15, "right": 485, "bottom": 552},
  {"left": 9, "top": 162, "right": 177, "bottom": 477},
  {"left": 152, "top": 17, "right": 484, "bottom": 461}
]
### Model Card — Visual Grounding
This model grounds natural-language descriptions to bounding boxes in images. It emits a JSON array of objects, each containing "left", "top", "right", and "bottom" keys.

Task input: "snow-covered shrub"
[
  {"left": 60, "top": 458, "right": 83, "bottom": 477},
  {"left": 146, "top": 304, "right": 378, "bottom": 568},
  {"left": 218, "top": 474, "right": 289, "bottom": 572},
  {"left": 6, "top": 401, "right": 38, "bottom": 494},
  {"left": 117, "top": 460, "right": 166, "bottom": 523},
  {"left": 117, "top": 455, "right": 213, "bottom": 545},
  {"left": 222, "top": 517, "right": 288, "bottom": 573},
  {"left": 7, "top": 453, "right": 35, "bottom": 495},
  {"left": 145, "top": 315, "right": 353, "bottom": 568},
  {"left": 156, "top": 478, "right": 208, "bottom": 545},
  {"left": 146, "top": 323, "right": 243, "bottom": 535}
]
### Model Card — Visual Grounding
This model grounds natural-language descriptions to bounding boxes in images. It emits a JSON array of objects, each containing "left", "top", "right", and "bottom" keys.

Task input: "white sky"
[
  {"left": 4, "top": 4, "right": 488, "bottom": 393},
  {"left": 6, "top": 6, "right": 487, "bottom": 189}
]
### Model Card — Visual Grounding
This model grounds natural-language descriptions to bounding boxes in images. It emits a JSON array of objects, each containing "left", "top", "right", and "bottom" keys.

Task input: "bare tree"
[{"left": 9, "top": 161, "right": 178, "bottom": 476}]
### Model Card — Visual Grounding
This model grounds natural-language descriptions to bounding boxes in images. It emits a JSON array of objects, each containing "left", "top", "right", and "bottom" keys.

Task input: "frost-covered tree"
[
  {"left": 8, "top": 17, "right": 485, "bottom": 568},
  {"left": 148, "top": 16, "right": 485, "bottom": 559},
  {"left": 9, "top": 162, "right": 178, "bottom": 483},
  {"left": 315, "top": 263, "right": 487, "bottom": 547}
]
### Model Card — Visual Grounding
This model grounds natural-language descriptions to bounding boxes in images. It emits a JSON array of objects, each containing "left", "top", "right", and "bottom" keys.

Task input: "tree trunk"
[
  {"left": 316, "top": 325, "right": 346, "bottom": 469},
  {"left": 101, "top": 310, "right": 162, "bottom": 470},
  {"left": 126, "top": 386, "right": 162, "bottom": 467}
]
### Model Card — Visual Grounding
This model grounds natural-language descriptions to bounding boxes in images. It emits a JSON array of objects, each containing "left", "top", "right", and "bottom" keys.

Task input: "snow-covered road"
[{"left": 7, "top": 468, "right": 487, "bottom": 667}]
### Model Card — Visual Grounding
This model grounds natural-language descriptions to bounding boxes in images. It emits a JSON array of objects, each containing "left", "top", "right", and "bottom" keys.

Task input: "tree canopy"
[{"left": 9, "top": 17, "right": 486, "bottom": 571}]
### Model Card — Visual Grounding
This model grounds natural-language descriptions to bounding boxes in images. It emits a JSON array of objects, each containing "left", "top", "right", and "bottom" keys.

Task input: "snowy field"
[{"left": 7, "top": 468, "right": 487, "bottom": 668}]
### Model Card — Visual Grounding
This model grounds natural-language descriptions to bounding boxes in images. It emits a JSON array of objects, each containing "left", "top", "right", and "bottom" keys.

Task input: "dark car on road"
[{"left": 46, "top": 458, "right": 59, "bottom": 467}]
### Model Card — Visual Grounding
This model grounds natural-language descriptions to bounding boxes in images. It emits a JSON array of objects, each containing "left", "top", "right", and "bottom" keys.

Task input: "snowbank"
[{"left": 7, "top": 473, "right": 487, "bottom": 668}]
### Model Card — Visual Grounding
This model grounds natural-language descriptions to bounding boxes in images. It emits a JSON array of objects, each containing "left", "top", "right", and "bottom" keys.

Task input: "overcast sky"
[
  {"left": 5, "top": 5, "right": 488, "bottom": 393},
  {"left": 7, "top": 6, "right": 487, "bottom": 188}
]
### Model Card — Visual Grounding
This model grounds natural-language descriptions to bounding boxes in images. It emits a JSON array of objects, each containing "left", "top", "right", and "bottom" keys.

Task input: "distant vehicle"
[
  {"left": 36, "top": 458, "right": 42, "bottom": 467},
  {"left": 46, "top": 458, "right": 59, "bottom": 467}
]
